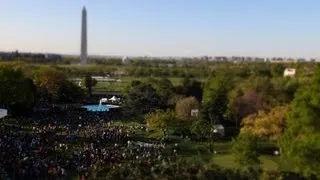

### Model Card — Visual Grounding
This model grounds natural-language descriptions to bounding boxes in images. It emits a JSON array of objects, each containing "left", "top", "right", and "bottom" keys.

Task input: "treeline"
[
  {"left": 0, "top": 62, "right": 87, "bottom": 115},
  {"left": 9, "top": 61, "right": 315, "bottom": 79}
]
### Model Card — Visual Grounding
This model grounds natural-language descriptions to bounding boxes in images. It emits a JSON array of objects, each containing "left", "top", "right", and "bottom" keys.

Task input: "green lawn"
[
  {"left": 92, "top": 77, "right": 187, "bottom": 92},
  {"left": 212, "top": 154, "right": 279, "bottom": 171},
  {"left": 136, "top": 126, "right": 280, "bottom": 171}
]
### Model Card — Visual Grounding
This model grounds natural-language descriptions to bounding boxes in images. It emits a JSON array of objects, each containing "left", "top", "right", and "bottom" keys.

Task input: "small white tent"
[
  {"left": 109, "top": 96, "right": 118, "bottom": 102},
  {"left": 0, "top": 109, "right": 7, "bottom": 119}
]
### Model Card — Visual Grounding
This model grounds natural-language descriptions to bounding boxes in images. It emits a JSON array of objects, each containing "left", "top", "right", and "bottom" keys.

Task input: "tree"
[
  {"left": 0, "top": 66, "right": 36, "bottom": 115},
  {"left": 279, "top": 65, "right": 320, "bottom": 178},
  {"left": 175, "top": 96, "right": 199, "bottom": 121},
  {"left": 271, "top": 63, "right": 286, "bottom": 77},
  {"left": 168, "top": 94, "right": 185, "bottom": 108},
  {"left": 201, "top": 74, "right": 229, "bottom": 125},
  {"left": 35, "top": 67, "right": 84, "bottom": 103},
  {"left": 177, "top": 78, "right": 203, "bottom": 102},
  {"left": 123, "top": 83, "right": 165, "bottom": 119},
  {"left": 145, "top": 109, "right": 175, "bottom": 134},
  {"left": 59, "top": 81, "right": 85, "bottom": 103},
  {"left": 227, "top": 77, "right": 277, "bottom": 125},
  {"left": 147, "top": 77, "right": 175, "bottom": 107},
  {"left": 83, "top": 74, "right": 97, "bottom": 97},
  {"left": 190, "top": 120, "right": 211, "bottom": 139},
  {"left": 232, "top": 132, "right": 260, "bottom": 178},
  {"left": 271, "top": 77, "right": 299, "bottom": 104},
  {"left": 36, "top": 68, "right": 67, "bottom": 101},
  {"left": 241, "top": 106, "right": 288, "bottom": 141}
]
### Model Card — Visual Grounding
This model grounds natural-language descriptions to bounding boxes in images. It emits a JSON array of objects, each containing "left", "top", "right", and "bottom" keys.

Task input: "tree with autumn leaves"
[
  {"left": 175, "top": 96, "right": 199, "bottom": 121},
  {"left": 35, "top": 67, "right": 84, "bottom": 103},
  {"left": 241, "top": 106, "right": 288, "bottom": 141},
  {"left": 145, "top": 109, "right": 175, "bottom": 135}
]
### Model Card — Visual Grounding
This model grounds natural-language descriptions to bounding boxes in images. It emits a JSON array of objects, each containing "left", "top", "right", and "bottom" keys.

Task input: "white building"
[
  {"left": 122, "top": 56, "right": 129, "bottom": 64},
  {"left": 190, "top": 109, "right": 199, "bottom": 117},
  {"left": 284, "top": 68, "right": 296, "bottom": 77}
]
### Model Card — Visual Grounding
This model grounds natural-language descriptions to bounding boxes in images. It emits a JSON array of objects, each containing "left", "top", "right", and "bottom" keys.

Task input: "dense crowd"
[{"left": 0, "top": 107, "right": 174, "bottom": 179}]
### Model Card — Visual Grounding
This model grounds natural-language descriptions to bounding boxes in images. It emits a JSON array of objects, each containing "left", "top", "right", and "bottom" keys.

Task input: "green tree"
[
  {"left": 190, "top": 120, "right": 210, "bottom": 139},
  {"left": 0, "top": 66, "right": 36, "bottom": 115},
  {"left": 147, "top": 77, "right": 175, "bottom": 107},
  {"left": 123, "top": 83, "right": 165, "bottom": 119},
  {"left": 232, "top": 132, "right": 261, "bottom": 179},
  {"left": 271, "top": 77, "right": 299, "bottom": 104},
  {"left": 83, "top": 74, "right": 97, "bottom": 97},
  {"left": 279, "top": 66, "right": 320, "bottom": 178},
  {"left": 271, "top": 63, "right": 286, "bottom": 77},
  {"left": 202, "top": 74, "right": 229, "bottom": 125},
  {"left": 177, "top": 78, "right": 203, "bottom": 102}
]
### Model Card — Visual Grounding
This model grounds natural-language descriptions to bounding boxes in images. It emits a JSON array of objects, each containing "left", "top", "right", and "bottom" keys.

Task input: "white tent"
[
  {"left": 0, "top": 109, "right": 7, "bottom": 119},
  {"left": 109, "top": 96, "right": 118, "bottom": 102}
]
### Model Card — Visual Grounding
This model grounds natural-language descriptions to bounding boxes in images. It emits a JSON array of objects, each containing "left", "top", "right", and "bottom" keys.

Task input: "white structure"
[
  {"left": 190, "top": 109, "right": 199, "bottom": 117},
  {"left": 122, "top": 56, "right": 129, "bottom": 64},
  {"left": 80, "top": 6, "right": 87, "bottom": 65},
  {"left": 99, "top": 98, "right": 108, "bottom": 106},
  {"left": 0, "top": 109, "right": 7, "bottom": 119},
  {"left": 213, "top": 124, "right": 225, "bottom": 137},
  {"left": 109, "top": 96, "right": 120, "bottom": 103},
  {"left": 284, "top": 68, "right": 296, "bottom": 77}
]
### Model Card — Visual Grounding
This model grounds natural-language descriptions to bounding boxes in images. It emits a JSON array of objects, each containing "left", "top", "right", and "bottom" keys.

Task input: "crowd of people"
[{"left": 0, "top": 106, "right": 175, "bottom": 179}]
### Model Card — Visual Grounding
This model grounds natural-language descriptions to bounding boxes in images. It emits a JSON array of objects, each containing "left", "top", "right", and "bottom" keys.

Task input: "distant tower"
[{"left": 80, "top": 6, "right": 87, "bottom": 65}]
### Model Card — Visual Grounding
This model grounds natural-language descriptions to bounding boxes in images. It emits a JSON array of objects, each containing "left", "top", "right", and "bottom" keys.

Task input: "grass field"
[
  {"left": 212, "top": 154, "right": 279, "bottom": 171},
  {"left": 111, "top": 121, "right": 281, "bottom": 172},
  {"left": 92, "top": 77, "right": 187, "bottom": 92}
]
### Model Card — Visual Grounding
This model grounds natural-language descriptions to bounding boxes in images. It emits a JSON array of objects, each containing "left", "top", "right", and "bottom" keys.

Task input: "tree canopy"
[
  {"left": 0, "top": 66, "right": 36, "bottom": 115},
  {"left": 241, "top": 106, "right": 288, "bottom": 141},
  {"left": 83, "top": 74, "right": 97, "bottom": 97},
  {"left": 175, "top": 96, "right": 199, "bottom": 121},
  {"left": 279, "top": 66, "right": 320, "bottom": 178},
  {"left": 201, "top": 74, "right": 229, "bottom": 125},
  {"left": 123, "top": 82, "right": 165, "bottom": 119}
]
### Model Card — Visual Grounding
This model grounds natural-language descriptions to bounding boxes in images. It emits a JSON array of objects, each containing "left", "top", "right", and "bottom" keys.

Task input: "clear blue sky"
[{"left": 1, "top": 0, "right": 320, "bottom": 58}]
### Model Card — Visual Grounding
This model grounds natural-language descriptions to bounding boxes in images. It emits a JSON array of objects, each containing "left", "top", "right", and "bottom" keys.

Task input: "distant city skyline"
[{"left": 1, "top": 0, "right": 320, "bottom": 58}]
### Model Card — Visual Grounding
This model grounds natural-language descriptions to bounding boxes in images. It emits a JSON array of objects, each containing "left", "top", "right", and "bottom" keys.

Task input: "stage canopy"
[{"left": 0, "top": 109, "right": 7, "bottom": 119}]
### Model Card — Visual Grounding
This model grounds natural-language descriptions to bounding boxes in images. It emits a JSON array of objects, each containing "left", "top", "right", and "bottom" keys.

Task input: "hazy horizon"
[{"left": 1, "top": 0, "right": 320, "bottom": 58}]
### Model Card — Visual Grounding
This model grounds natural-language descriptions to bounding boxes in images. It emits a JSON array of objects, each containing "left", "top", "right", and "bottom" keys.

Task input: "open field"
[{"left": 92, "top": 77, "right": 201, "bottom": 92}]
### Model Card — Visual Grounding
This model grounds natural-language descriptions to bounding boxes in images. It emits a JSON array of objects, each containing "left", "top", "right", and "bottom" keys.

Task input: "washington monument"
[{"left": 80, "top": 6, "right": 87, "bottom": 65}]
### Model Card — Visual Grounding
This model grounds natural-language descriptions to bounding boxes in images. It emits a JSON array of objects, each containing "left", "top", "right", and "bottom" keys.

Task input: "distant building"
[
  {"left": 284, "top": 68, "right": 296, "bottom": 77},
  {"left": 190, "top": 109, "right": 199, "bottom": 117},
  {"left": 122, "top": 56, "right": 129, "bottom": 64}
]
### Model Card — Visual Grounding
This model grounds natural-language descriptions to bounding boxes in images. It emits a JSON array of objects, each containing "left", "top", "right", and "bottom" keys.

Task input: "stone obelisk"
[{"left": 80, "top": 6, "right": 87, "bottom": 65}]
